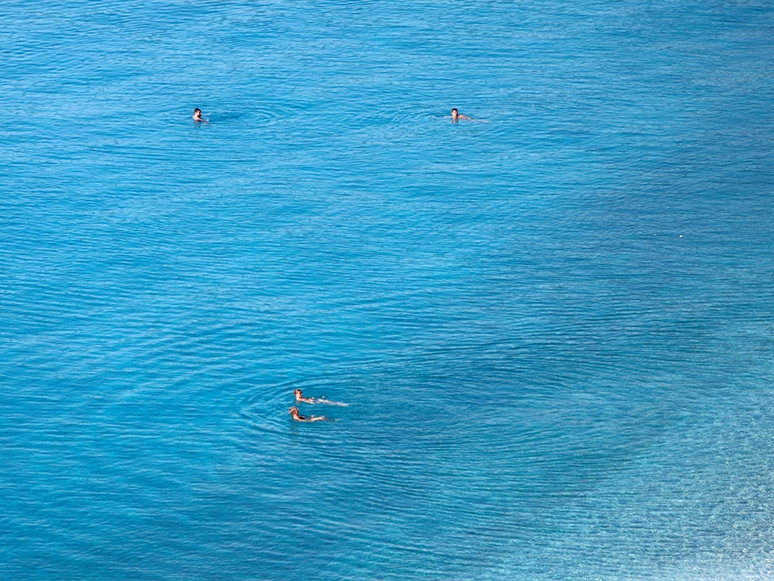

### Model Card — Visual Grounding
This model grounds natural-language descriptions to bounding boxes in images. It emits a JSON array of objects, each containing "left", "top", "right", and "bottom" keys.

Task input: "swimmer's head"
[
  {"left": 289, "top": 406, "right": 299, "bottom": 416},
  {"left": 294, "top": 389, "right": 302, "bottom": 396},
  {"left": 193, "top": 108, "right": 202, "bottom": 121},
  {"left": 451, "top": 108, "right": 458, "bottom": 117}
]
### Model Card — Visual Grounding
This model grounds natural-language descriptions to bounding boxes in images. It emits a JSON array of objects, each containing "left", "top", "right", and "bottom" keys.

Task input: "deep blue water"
[{"left": 2, "top": 1, "right": 774, "bottom": 579}]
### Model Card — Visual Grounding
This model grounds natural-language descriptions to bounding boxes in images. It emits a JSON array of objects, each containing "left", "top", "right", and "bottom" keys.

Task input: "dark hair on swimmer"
[
  {"left": 194, "top": 108, "right": 201, "bottom": 113},
  {"left": 452, "top": 108, "right": 458, "bottom": 113}
]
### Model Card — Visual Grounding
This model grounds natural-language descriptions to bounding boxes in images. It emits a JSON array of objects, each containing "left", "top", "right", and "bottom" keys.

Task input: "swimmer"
[
  {"left": 192, "top": 108, "right": 208, "bottom": 123},
  {"left": 451, "top": 108, "right": 472, "bottom": 122},
  {"left": 294, "top": 389, "right": 349, "bottom": 406},
  {"left": 289, "top": 406, "right": 327, "bottom": 422}
]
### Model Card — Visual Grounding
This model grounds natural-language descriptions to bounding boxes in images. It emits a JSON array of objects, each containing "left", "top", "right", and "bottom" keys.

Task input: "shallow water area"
[{"left": 2, "top": 0, "right": 774, "bottom": 579}]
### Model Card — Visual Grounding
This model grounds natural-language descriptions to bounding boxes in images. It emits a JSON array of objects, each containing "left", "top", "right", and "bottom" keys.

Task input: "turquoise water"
[{"left": 2, "top": 1, "right": 774, "bottom": 579}]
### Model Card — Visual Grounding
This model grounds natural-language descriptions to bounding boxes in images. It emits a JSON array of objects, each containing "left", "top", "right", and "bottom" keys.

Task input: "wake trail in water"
[{"left": 306, "top": 398, "right": 349, "bottom": 407}]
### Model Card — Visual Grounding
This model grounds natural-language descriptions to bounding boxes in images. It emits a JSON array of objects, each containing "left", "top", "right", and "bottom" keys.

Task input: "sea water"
[{"left": 2, "top": 1, "right": 774, "bottom": 579}]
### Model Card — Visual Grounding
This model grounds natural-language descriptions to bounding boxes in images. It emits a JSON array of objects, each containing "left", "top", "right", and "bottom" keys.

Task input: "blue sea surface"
[{"left": 2, "top": 1, "right": 774, "bottom": 579}]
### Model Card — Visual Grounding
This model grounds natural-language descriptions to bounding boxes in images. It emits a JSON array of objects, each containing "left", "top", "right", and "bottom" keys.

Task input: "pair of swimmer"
[
  {"left": 193, "top": 108, "right": 474, "bottom": 123},
  {"left": 289, "top": 389, "right": 348, "bottom": 422}
]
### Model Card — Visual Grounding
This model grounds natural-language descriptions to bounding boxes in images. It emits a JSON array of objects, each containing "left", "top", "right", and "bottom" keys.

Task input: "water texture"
[{"left": 2, "top": 1, "right": 774, "bottom": 579}]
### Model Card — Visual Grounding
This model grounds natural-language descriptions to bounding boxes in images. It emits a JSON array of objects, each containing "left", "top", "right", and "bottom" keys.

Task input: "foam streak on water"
[{"left": 1, "top": 1, "right": 774, "bottom": 579}]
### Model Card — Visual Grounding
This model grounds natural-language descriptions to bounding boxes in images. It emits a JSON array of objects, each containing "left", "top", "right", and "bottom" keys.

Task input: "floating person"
[
  {"left": 289, "top": 406, "right": 328, "bottom": 422},
  {"left": 451, "top": 108, "right": 472, "bottom": 122},
  {"left": 192, "top": 108, "right": 208, "bottom": 122},
  {"left": 294, "top": 389, "right": 349, "bottom": 406}
]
